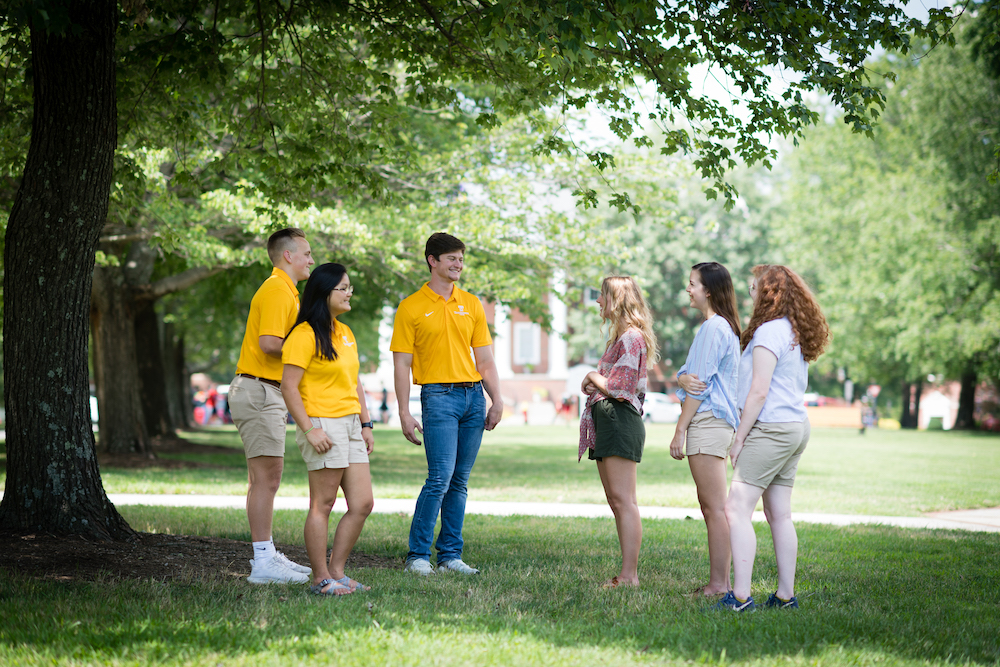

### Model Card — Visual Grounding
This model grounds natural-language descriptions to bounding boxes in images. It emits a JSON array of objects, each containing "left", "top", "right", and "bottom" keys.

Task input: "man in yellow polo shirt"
[
  {"left": 391, "top": 232, "right": 504, "bottom": 576},
  {"left": 229, "top": 228, "right": 314, "bottom": 584}
]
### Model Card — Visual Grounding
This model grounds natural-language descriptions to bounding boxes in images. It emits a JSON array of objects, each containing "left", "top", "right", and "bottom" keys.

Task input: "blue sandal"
[
  {"left": 336, "top": 576, "right": 370, "bottom": 592},
  {"left": 310, "top": 578, "right": 353, "bottom": 596}
]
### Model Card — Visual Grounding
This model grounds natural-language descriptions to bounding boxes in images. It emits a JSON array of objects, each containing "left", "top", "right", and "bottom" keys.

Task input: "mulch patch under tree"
[
  {"left": 1, "top": 434, "right": 398, "bottom": 582},
  {"left": 0, "top": 532, "right": 397, "bottom": 582}
]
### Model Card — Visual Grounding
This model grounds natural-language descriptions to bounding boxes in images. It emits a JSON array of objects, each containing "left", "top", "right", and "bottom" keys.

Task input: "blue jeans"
[{"left": 407, "top": 383, "right": 486, "bottom": 563}]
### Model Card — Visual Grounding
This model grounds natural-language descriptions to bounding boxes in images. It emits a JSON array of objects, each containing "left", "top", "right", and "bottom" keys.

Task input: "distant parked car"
[{"left": 642, "top": 392, "right": 682, "bottom": 423}]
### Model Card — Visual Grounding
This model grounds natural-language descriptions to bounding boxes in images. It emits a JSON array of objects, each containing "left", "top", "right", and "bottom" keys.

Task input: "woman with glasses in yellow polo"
[{"left": 282, "top": 262, "right": 375, "bottom": 596}]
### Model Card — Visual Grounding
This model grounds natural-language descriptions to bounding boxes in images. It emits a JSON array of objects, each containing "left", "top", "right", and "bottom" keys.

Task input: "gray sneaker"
[
  {"left": 437, "top": 559, "right": 480, "bottom": 575},
  {"left": 247, "top": 556, "right": 310, "bottom": 584},
  {"left": 274, "top": 551, "right": 311, "bottom": 575},
  {"left": 404, "top": 558, "right": 436, "bottom": 576}
]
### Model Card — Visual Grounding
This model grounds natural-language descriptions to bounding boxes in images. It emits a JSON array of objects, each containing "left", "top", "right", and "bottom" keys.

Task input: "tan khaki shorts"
[
  {"left": 686, "top": 412, "right": 735, "bottom": 458},
  {"left": 228, "top": 375, "right": 288, "bottom": 458},
  {"left": 733, "top": 418, "right": 810, "bottom": 489},
  {"left": 295, "top": 414, "right": 369, "bottom": 471}
]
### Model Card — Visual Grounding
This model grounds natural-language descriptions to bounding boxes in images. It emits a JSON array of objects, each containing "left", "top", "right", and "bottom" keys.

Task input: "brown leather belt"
[
  {"left": 431, "top": 381, "right": 480, "bottom": 388},
  {"left": 237, "top": 373, "right": 280, "bottom": 389}
]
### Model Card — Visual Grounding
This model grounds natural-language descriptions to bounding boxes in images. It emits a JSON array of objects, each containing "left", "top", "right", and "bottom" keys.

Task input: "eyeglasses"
[{"left": 333, "top": 286, "right": 354, "bottom": 295}]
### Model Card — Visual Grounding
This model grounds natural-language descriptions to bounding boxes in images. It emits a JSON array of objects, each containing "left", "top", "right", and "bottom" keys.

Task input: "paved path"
[{"left": 105, "top": 494, "right": 1000, "bottom": 534}]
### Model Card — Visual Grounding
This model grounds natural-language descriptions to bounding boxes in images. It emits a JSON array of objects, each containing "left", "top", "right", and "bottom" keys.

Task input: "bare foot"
[{"left": 602, "top": 576, "right": 639, "bottom": 589}]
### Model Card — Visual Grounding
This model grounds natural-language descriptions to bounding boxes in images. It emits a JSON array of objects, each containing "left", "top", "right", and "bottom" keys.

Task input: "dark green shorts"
[{"left": 589, "top": 398, "right": 645, "bottom": 463}]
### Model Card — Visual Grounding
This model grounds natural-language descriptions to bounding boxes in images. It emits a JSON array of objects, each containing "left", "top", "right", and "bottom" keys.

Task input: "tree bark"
[
  {"left": 91, "top": 265, "right": 151, "bottom": 454},
  {"left": 163, "top": 325, "right": 194, "bottom": 430},
  {"left": 0, "top": 1, "right": 135, "bottom": 539},
  {"left": 900, "top": 381, "right": 913, "bottom": 428},
  {"left": 954, "top": 366, "right": 978, "bottom": 430},
  {"left": 135, "top": 301, "right": 175, "bottom": 438},
  {"left": 90, "top": 240, "right": 222, "bottom": 445}
]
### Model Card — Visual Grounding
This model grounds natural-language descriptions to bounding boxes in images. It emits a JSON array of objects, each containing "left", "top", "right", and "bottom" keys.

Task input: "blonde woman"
[{"left": 579, "top": 276, "right": 659, "bottom": 588}]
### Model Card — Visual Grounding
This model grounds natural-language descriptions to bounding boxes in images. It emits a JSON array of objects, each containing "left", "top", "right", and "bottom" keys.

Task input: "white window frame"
[{"left": 512, "top": 321, "right": 542, "bottom": 366}]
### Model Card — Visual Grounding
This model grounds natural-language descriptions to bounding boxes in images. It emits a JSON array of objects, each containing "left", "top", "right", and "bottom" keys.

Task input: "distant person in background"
[
  {"left": 579, "top": 276, "right": 658, "bottom": 589},
  {"left": 204, "top": 385, "right": 219, "bottom": 424},
  {"left": 380, "top": 387, "right": 390, "bottom": 424},
  {"left": 671, "top": 262, "right": 741, "bottom": 598},
  {"left": 229, "top": 228, "right": 314, "bottom": 585},
  {"left": 282, "top": 263, "right": 375, "bottom": 596},
  {"left": 717, "top": 265, "right": 829, "bottom": 612}
]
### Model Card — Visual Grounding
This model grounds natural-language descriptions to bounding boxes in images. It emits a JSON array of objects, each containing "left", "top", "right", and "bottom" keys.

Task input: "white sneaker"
[
  {"left": 247, "top": 556, "right": 310, "bottom": 584},
  {"left": 274, "top": 551, "right": 311, "bottom": 575},
  {"left": 437, "top": 559, "right": 480, "bottom": 575},
  {"left": 403, "top": 558, "right": 436, "bottom": 576}
]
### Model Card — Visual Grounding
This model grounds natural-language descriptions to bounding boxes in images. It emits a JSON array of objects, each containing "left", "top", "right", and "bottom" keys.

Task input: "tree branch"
[{"left": 134, "top": 265, "right": 227, "bottom": 302}]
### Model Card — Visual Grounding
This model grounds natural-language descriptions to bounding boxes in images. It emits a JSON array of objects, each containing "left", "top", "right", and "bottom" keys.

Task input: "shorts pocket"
[
  {"left": 246, "top": 382, "right": 267, "bottom": 412},
  {"left": 593, "top": 399, "right": 617, "bottom": 424}
]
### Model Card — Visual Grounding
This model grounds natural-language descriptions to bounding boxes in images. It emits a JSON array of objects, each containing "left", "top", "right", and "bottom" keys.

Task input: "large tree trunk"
[
  {"left": 164, "top": 326, "right": 194, "bottom": 430},
  {"left": 91, "top": 265, "right": 151, "bottom": 454},
  {"left": 900, "top": 379, "right": 924, "bottom": 429},
  {"left": 954, "top": 366, "right": 977, "bottom": 430},
  {"left": 900, "top": 380, "right": 912, "bottom": 427},
  {"left": 0, "top": 1, "right": 134, "bottom": 539},
  {"left": 135, "top": 301, "right": 175, "bottom": 438},
  {"left": 91, "top": 240, "right": 221, "bottom": 445}
]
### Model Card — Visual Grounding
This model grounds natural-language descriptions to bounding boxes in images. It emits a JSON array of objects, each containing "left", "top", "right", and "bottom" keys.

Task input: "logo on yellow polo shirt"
[
  {"left": 342, "top": 335, "right": 355, "bottom": 347},
  {"left": 453, "top": 304, "right": 469, "bottom": 316}
]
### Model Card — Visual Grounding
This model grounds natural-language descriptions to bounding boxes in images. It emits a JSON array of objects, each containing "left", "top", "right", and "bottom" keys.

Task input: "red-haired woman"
[{"left": 716, "top": 265, "right": 829, "bottom": 612}]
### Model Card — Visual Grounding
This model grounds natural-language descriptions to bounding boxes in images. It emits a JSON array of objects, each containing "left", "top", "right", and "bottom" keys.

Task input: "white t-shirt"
[{"left": 737, "top": 317, "right": 808, "bottom": 422}]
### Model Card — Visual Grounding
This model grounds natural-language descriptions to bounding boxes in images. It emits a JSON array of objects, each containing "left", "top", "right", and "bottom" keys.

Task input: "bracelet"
[
  {"left": 361, "top": 421, "right": 374, "bottom": 429},
  {"left": 302, "top": 426, "right": 315, "bottom": 436}
]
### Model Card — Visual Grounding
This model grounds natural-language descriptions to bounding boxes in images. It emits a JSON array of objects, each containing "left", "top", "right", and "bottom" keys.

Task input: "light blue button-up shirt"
[{"left": 676, "top": 314, "right": 741, "bottom": 429}]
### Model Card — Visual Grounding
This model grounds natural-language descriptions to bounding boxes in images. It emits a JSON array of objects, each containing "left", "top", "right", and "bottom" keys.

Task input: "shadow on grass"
[{"left": 0, "top": 510, "right": 997, "bottom": 665}]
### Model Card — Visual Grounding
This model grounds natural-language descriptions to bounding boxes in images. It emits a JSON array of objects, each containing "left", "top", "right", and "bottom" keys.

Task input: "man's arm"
[
  {"left": 258, "top": 335, "right": 284, "bottom": 358},
  {"left": 473, "top": 345, "right": 504, "bottom": 431},
  {"left": 393, "top": 352, "right": 423, "bottom": 445}
]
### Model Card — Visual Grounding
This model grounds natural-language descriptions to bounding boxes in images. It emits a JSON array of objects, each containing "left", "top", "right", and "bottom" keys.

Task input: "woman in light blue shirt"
[
  {"left": 715, "top": 265, "right": 829, "bottom": 613},
  {"left": 671, "top": 262, "right": 741, "bottom": 598}
]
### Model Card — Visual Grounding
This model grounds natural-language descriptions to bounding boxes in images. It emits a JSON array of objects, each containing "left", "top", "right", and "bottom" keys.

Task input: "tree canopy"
[
  {"left": 0, "top": 0, "right": 963, "bottom": 538},
  {"left": 773, "top": 4, "right": 1000, "bottom": 423}
]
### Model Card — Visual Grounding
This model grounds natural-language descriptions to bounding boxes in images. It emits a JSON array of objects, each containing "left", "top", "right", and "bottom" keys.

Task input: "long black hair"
[
  {"left": 692, "top": 262, "right": 741, "bottom": 339},
  {"left": 288, "top": 262, "right": 348, "bottom": 362}
]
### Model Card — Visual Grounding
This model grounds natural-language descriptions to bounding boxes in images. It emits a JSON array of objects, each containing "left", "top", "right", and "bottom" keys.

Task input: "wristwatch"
[{"left": 360, "top": 421, "right": 374, "bottom": 429}]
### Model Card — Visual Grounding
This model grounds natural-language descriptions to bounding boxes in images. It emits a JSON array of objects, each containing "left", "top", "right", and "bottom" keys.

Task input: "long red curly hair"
[{"left": 741, "top": 265, "right": 830, "bottom": 362}]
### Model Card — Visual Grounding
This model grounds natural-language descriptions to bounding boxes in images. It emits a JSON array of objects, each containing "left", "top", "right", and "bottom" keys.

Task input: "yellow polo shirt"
[
  {"left": 235, "top": 268, "right": 300, "bottom": 381},
  {"left": 282, "top": 321, "right": 361, "bottom": 418},
  {"left": 390, "top": 283, "right": 492, "bottom": 385}
]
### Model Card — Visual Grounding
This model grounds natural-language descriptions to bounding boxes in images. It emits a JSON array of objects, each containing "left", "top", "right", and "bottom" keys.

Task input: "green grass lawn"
[
  {"left": 4, "top": 424, "right": 996, "bottom": 516},
  {"left": 2, "top": 428, "right": 999, "bottom": 665},
  {"left": 1, "top": 506, "right": 998, "bottom": 666}
]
